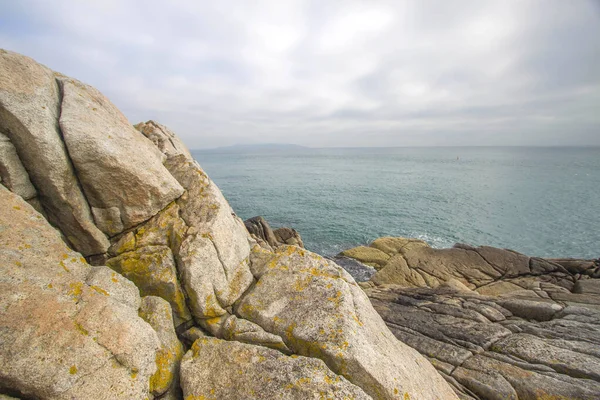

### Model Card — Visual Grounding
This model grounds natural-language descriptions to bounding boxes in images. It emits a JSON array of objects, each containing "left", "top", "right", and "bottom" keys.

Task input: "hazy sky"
[{"left": 1, "top": 1, "right": 599, "bottom": 148}]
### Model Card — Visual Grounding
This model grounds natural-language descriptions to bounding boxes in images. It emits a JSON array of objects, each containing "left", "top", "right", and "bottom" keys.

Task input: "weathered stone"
[
  {"left": 574, "top": 279, "right": 600, "bottom": 295},
  {"left": 107, "top": 245, "right": 192, "bottom": 326},
  {"left": 167, "top": 155, "right": 254, "bottom": 323},
  {"left": 495, "top": 298, "right": 562, "bottom": 321},
  {"left": 57, "top": 77, "right": 184, "bottom": 236},
  {"left": 135, "top": 120, "right": 192, "bottom": 160},
  {"left": 475, "top": 281, "right": 528, "bottom": 296},
  {"left": 84, "top": 265, "right": 141, "bottom": 310},
  {"left": 132, "top": 202, "right": 187, "bottom": 254},
  {"left": 274, "top": 226, "right": 304, "bottom": 248},
  {"left": 0, "top": 131, "right": 36, "bottom": 199},
  {"left": 139, "top": 296, "right": 184, "bottom": 397},
  {"left": 222, "top": 314, "right": 290, "bottom": 353},
  {"left": 245, "top": 216, "right": 279, "bottom": 248},
  {"left": 180, "top": 337, "right": 371, "bottom": 400},
  {"left": 180, "top": 326, "right": 208, "bottom": 348},
  {"left": 371, "top": 253, "right": 427, "bottom": 287},
  {"left": 338, "top": 245, "right": 390, "bottom": 268},
  {"left": 365, "top": 281, "right": 600, "bottom": 400},
  {"left": 370, "top": 236, "right": 429, "bottom": 256},
  {"left": 548, "top": 258, "right": 597, "bottom": 275},
  {"left": 457, "top": 354, "right": 600, "bottom": 400},
  {"left": 0, "top": 186, "right": 160, "bottom": 399},
  {"left": 0, "top": 49, "right": 109, "bottom": 256},
  {"left": 491, "top": 333, "right": 600, "bottom": 381},
  {"left": 348, "top": 237, "right": 575, "bottom": 293},
  {"left": 237, "top": 245, "right": 459, "bottom": 399}
]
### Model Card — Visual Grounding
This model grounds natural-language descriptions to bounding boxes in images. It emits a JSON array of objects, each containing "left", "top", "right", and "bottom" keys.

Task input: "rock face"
[
  {"left": 138, "top": 296, "right": 184, "bottom": 398},
  {"left": 244, "top": 215, "right": 305, "bottom": 250},
  {"left": 57, "top": 78, "right": 184, "bottom": 236},
  {"left": 0, "top": 186, "right": 161, "bottom": 399},
  {"left": 237, "top": 245, "right": 458, "bottom": 399},
  {"left": 0, "top": 50, "right": 457, "bottom": 399},
  {"left": 0, "top": 49, "right": 109, "bottom": 256},
  {"left": 343, "top": 237, "right": 600, "bottom": 399},
  {"left": 181, "top": 337, "right": 371, "bottom": 399}
]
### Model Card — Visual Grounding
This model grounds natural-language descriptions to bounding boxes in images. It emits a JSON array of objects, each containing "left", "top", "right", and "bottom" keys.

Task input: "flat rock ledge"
[{"left": 342, "top": 237, "right": 600, "bottom": 399}]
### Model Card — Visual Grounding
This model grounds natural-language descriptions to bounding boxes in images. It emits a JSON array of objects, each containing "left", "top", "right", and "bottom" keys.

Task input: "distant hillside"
[{"left": 195, "top": 143, "right": 310, "bottom": 154}]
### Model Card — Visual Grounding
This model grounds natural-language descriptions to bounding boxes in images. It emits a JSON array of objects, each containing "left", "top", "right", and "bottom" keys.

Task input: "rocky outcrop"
[
  {"left": 342, "top": 237, "right": 600, "bottom": 399},
  {"left": 245, "top": 215, "right": 305, "bottom": 250},
  {"left": 181, "top": 337, "right": 371, "bottom": 399},
  {"left": 0, "top": 50, "right": 457, "bottom": 399},
  {"left": 56, "top": 77, "right": 184, "bottom": 236},
  {"left": 0, "top": 186, "right": 161, "bottom": 399},
  {"left": 0, "top": 49, "right": 109, "bottom": 256},
  {"left": 348, "top": 237, "right": 582, "bottom": 293},
  {"left": 236, "top": 244, "right": 458, "bottom": 399},
  {"left": 138, "top": 296, "right": 184, "bottom": 398}
]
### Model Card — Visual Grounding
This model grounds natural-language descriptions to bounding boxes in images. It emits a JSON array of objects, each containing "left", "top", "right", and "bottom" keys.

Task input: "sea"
[{"left": 191, "top": 147, "right": 600, "bottom": 260}]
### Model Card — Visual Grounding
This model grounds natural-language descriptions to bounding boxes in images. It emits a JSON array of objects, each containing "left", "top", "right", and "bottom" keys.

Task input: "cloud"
[{"left": 1, "top": 0, "right": 599, "bottom": 147}]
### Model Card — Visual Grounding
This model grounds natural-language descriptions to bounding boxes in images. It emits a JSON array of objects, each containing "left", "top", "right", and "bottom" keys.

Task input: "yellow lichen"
[
  {"left": 60, "top": 261, "right": 70, "bottom": 273},
  {"left": 68, "top": 282, "right": 83, "bottom": 299},
  {"left": 149, "top": 348, "right": 177, "bottom": 394},
  {"left": 74, "top": 321, "right": 89, "bottom": 335},
  {"left": 69, "top": 365, "right": 78, "bottom": 374},
  {"left": 91, "top": 285, "right": 109, "bottom": 296}
]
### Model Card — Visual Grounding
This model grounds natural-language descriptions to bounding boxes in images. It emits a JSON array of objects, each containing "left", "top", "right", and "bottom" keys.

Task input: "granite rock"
[{"left": 180, "top": 337, "right": 371, "bottom": 400}]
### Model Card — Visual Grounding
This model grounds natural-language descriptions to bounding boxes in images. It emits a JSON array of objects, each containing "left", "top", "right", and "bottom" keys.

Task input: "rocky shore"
[
  {"left": 340, "top": 238, "right": 600, "bottom": 399},
  {"left": 2, "top": 48, "right": 598, "bottom": 400},
  {"left": 0, "top": 50, "right": 457, "bottom": 399}
]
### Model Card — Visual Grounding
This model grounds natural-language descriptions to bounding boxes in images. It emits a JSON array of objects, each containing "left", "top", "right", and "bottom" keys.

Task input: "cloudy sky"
[{"left": 1, "top": 0, "right": 599, "bottom": 148}]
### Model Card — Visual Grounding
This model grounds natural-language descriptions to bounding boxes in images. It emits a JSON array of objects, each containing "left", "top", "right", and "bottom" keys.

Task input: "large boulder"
[
  {"left": 244, "top": 216, "right": 305, "bottom": 250},
  {"left": 0, "top": 186, "right": 161, "bottom": 399},
  {"left": 107, "top": 244, "right": 192, "bottom": 327},
  {"left": 164, "top": 154, "right": 254, "bottom": 332},
  {"left": 134, "top": 120, "right": 192, "bottom": 160},
  {"left": 0, "top": 49, "right": 109, "bottom": 256},
  {"left": 180, "top": 337, "right": 370, "bottom": 399},
  {"left": 57, "top": 77, "right": 183, "bottom": 236},
  {"left": 236, "top": 245, "right": 459, "bottom": 399}
]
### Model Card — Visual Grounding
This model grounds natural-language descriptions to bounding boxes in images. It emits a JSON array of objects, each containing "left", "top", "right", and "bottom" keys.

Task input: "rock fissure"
[{"left": 52, "top": 77, "right": 104, "bottom": 246}]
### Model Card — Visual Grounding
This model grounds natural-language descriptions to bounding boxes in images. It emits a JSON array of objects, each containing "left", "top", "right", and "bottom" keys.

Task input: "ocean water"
[{"left": 192, "top": 147, "right": 600, "bottom": 259}]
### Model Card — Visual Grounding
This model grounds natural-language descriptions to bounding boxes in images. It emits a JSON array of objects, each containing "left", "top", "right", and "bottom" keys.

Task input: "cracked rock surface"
[
  {"left": 343, "top": 237, "right": 600, "bottom": 399},
  {"left": 0, "top": 50, "right": 457, "bottom": 399},
  {"left": 0, "top": 186, "right": 161, "bottom": 399}
]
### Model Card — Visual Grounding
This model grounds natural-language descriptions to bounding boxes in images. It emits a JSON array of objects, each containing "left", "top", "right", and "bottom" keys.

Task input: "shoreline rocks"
[
  {"left": 244, "top": 215, "right": 305, "bottom": 250},
  {"left": 341, "top": 237, "right": 600, "bottom": 399},
  {"left": 1, "top": 49, "right": 458, "bottom": 399}
]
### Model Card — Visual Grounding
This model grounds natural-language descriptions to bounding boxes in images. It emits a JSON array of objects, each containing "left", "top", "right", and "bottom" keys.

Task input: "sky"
[{"left": 1, "top": 0, "right": 599, "bottom": 148}]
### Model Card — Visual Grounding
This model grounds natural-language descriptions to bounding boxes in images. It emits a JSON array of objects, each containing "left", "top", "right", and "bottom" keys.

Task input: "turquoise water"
[{"left": 192, "top": 147, "right": 600, "bottom": 259}]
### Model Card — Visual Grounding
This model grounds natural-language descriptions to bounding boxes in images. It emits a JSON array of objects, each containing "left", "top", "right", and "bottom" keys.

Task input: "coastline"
[{"left": 2, "top": 49, "right": 599, "bottom": 400}]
